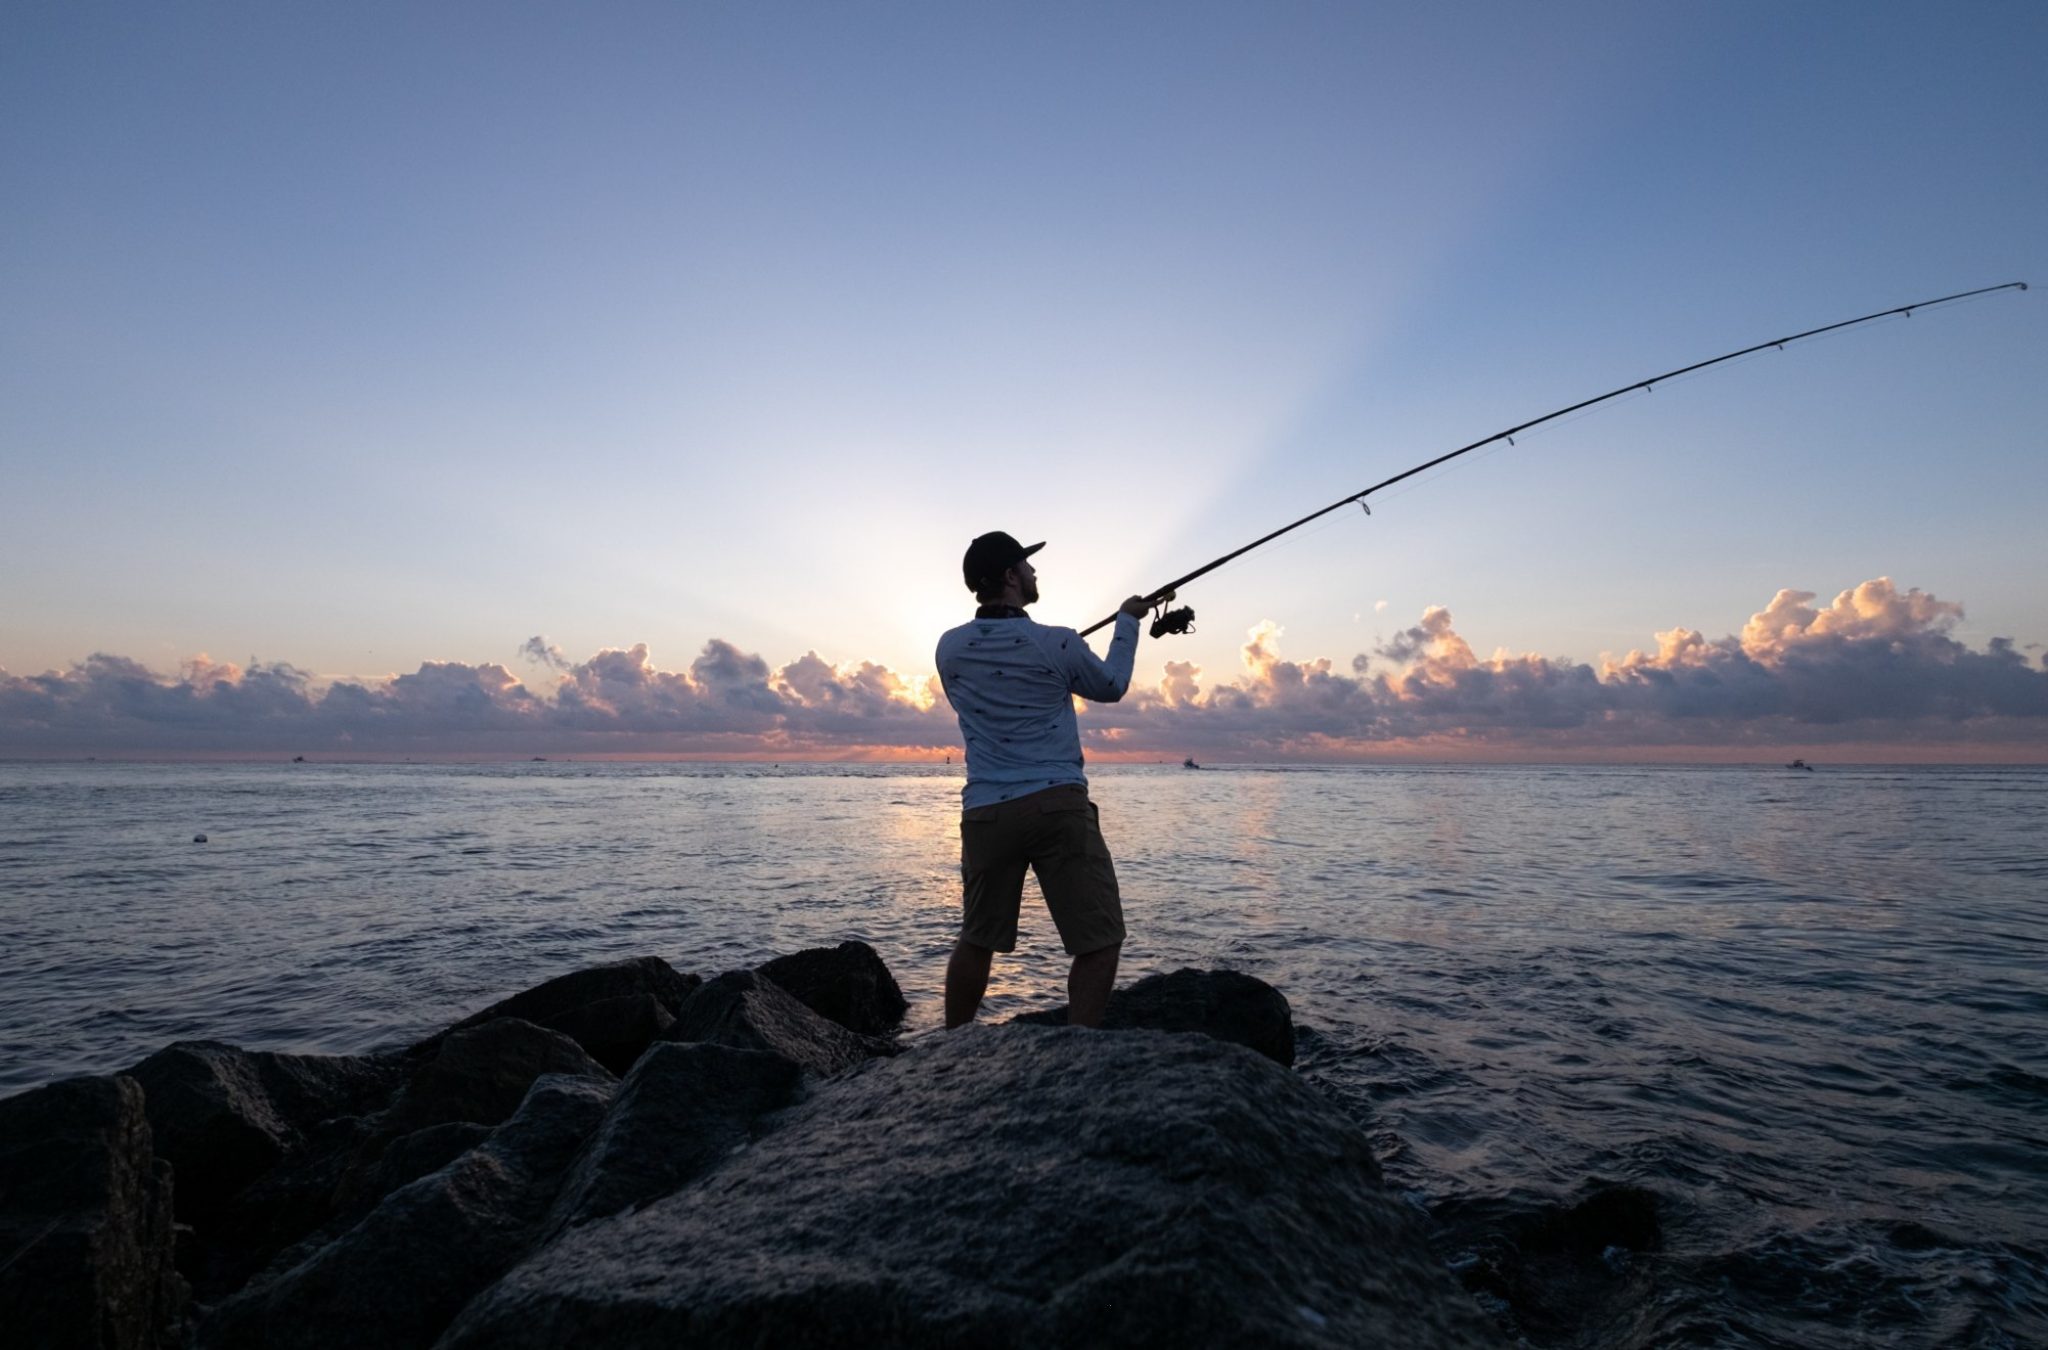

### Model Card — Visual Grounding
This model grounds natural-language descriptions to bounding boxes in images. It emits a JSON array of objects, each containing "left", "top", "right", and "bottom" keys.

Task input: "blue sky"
[{"left": 3, "top": 2, "right": 2044, "bottom": 757}]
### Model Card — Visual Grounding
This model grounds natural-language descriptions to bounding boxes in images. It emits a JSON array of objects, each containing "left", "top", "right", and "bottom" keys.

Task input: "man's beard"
[{"left": 1021, "top": 577, "right": 1039, "bottom": 606}]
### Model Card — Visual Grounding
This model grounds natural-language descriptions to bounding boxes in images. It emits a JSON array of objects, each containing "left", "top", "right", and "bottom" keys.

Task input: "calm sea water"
[{"left": 1, "top": 761, "right": 2043, "bottom": 1347}]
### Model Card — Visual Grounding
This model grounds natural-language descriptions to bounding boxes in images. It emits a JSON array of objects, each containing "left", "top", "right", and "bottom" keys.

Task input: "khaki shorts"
[{"left": 959, "top": 784, "right": 1126, "bottom": 956}]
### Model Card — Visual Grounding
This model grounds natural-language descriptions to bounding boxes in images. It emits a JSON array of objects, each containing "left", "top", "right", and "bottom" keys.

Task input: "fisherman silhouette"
[{"left": 934, "top": 533, "right": 1148, "bottom": 1028}]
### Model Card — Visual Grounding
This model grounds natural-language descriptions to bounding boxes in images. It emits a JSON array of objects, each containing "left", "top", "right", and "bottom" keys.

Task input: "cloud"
[
  {"left": 2, "top": 578, "right": 2044, "bottom": 759},
  {"left": 518, "top": 636, "right": 572, "bottom": 671},
  {"left": 1736, "top": 579, "right": 1964, "bottom": 661},
  {"left": 1078, "top": 577, "right": 2048, "bottom": 758},
  {"left": 1375, "top": 606, "right": 1468, "bottom": 666},
  {"left": 0, "top": 639, "right": 958, "bottom": 758}
]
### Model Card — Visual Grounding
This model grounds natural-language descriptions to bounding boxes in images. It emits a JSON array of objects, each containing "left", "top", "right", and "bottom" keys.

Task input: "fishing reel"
[{"left": 1149, "top": 599, "right": 1196, "bottom": 639}]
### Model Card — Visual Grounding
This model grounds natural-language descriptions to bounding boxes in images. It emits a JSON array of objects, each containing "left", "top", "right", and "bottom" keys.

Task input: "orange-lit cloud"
[
  {"left": 2, "top": 578, "right": 2044, "bottom": 760},
  {"left": 1080, "top": 577, "right": 2047, "bottom": 759}
]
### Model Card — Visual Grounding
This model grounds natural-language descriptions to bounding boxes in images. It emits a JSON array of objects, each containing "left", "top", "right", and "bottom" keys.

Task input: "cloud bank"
[
  {"left": 3, "top": 579, "right": 2044, "bottom": 760},
  {"left": 1096, "top": 578, "right": 2048, "bottom": 759}
]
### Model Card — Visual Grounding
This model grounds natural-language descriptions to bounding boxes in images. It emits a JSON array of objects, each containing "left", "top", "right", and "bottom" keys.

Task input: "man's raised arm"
[{"left": 1063, "top": 595, "right": 1148, "bottom": 702}]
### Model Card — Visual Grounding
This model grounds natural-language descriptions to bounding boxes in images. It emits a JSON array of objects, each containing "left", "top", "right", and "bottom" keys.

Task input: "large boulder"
[
  {"left": 182, "top": 1115, "right": 375, "bottom": 1303},
  {"left": 546, "top": 1042, "right": 801, "bottom": 1233},
  {"left": 122, "top": 1043, "right": 407, "bottom": 1227},
  {"left": 348, "top": 1121, "right": 494, "bottom": 1208},
  {"left": 756, "top": 940, "right": 908, "bottom": 1036},
  {"left": 537, "top": 993, "right": 675, "bottom": 1077},
  {"left": 411, "top": 957, "right": 701, "bottom": 1056},
  {"left": 440, "top": 1026, "right": 1498, "bottom": 1349},
  {"left": 1011, "top": 967, "right": 1296, "bottom": 1066},
  {"left": 369, "top": 1017, "right": 611, "bottom": 1150},
  {"left": 665, "top": 970, "right": 897, "bottom": 1077},
  {"left": 149, "top": 1013, "right": 612, "bottom": 1303},
  {"left": 196, "top": 1075, "right": 615, "bottom": 1350},
  {"left": 0, "top": 1074, "right": 187, "bottom": 1349},
  {"left": 200, "top": 1119, "right": 496, "bottom": 1301}
]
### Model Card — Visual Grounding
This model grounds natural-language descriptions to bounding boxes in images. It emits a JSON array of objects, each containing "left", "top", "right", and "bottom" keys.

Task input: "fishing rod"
[{"left": 1080, "top": 281, "right": 2029, "bottom": 639}]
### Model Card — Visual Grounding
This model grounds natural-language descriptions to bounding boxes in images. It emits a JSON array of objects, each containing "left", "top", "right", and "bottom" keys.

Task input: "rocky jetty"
[{"left": 0, "top": 940, "right": 1497, "bottom": 1348}]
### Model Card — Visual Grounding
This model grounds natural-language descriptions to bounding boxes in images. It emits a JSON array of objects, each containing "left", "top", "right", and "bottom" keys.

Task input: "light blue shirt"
[{"left": 936, "top": 610, "right": 1142, "bottom": 809}]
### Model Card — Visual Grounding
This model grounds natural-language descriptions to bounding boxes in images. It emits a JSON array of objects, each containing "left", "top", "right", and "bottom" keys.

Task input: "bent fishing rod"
[{"left": 1080, "top": 281, "right": 2029, "bottom": 640}]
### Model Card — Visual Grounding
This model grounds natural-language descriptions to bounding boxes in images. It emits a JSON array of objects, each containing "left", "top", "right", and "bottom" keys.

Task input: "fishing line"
[{"left": 1081, "top": 282, "right": 2029, "bottom": 639}]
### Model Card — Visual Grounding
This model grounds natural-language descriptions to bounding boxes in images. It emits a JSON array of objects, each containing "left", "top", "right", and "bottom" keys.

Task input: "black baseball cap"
[{"left": 962, "top": 531, "right": 1044, "bottom": 592}]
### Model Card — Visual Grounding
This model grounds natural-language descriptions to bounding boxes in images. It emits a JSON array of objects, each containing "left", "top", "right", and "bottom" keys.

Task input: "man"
[{"left": 935, "top": 530, "right": 1148, "bottom": 1028}]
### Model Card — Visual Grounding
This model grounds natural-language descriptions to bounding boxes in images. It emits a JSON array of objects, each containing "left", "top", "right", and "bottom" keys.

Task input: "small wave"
[{"left": 1610, "top": 871, "right": 1771, "bottom": 891}]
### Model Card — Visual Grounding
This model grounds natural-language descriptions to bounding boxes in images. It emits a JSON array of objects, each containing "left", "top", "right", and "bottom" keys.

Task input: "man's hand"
[{"left": 1119, "top": 595, "right": 1149, "bottom": 619}]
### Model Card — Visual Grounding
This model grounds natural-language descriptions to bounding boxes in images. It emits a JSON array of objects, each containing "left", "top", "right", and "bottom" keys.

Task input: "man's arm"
[{"left": 1062, "top": 596, "right": 1147, "bottom": 702}]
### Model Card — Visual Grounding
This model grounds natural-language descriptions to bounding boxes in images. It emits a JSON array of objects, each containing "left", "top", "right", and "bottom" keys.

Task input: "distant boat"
[
  {"left": 1787, "top": 759, "right": 1814, "bottom": 771},
  {"left": 1183, "top": 757, "right": 1201, "bottom": 770},
  {"left": 292, "top": 755, "right": 305, "bottom": 763}
]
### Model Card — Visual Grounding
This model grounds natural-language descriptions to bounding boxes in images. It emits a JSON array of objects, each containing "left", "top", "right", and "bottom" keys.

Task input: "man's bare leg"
[
  {"left": 1067, "top": 942, "right": 1121, "bottom": 1028},
  {"left": 945, "top": 938, "right": 994, "bottom": 1029}
]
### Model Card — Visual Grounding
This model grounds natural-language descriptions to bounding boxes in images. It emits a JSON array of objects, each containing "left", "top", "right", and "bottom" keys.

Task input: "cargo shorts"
[{"left": 959, "top": 783, "right": 1126, "bottom": 956}]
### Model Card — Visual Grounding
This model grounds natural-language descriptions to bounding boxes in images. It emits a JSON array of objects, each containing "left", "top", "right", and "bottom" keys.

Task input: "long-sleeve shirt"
[{"left": 935, "top": 609, "right": 1142, "bottom": 809}]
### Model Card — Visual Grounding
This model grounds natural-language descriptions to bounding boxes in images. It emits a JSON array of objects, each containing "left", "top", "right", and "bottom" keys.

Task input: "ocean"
[{"left": 1, "top": 760, "right": 2042, "bottom": 1347}]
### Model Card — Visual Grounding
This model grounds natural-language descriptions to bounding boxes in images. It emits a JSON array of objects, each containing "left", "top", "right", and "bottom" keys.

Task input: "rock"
[
  {"left": 203, "top": 1121, "right": 503, "bottom": 1305},
  {"left": 369, "top": 1018, "right": 611, "bottom": 1150},
  {"left": 277, "top": 1119, "right": 494, "bottom": 1241},
  {"left": 0, "top": 1074, "right": 188, "bottom": 1349},
  {"left": 352, "top": 1121, "right": 494, "bottom": 1205},
  {"left": 1521, "top": 1184, "right": 1661, "bottom": 1257},
  {"left": 412, "top": 957, "right": 701, "bottom": 1056},
  {"left": 181, "top": 1116, "right": 375, "bottom": 1303},
  {"left": 756, "top": 940, "right": 908, "bottom": 1036},
  {"left": 135, "top": 1011, "right": 603, "bottom": 1304},
  {"left": 122, "top": 1043, "right": 408, "bottom": 1228},
  {"left": 538, "top": 993, "right": 675, "bottom": 1077},
  {"left": 664, "top": 971, "right": 898, "bottom": 1077},
  {"left": 547, "top": 1042, "right": 801, "bottom": 1232},
  {"left": 196, "top": 1075, "right": 615, "bottom": 1350},
  {"left": 1011, "top": 967, "right": 1296, "bottom": 1066},
  {"left": 1449, "top": 1183, "right": 1662, "bottom": 1339},
  {"left": 441, "top": 1026, "right": 1497, "bottom": 1349}
]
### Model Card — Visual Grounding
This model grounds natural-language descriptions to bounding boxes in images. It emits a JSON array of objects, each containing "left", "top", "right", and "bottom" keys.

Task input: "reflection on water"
[{"left": 1, "top": 760, "right": 2043, "bottom": 1347}]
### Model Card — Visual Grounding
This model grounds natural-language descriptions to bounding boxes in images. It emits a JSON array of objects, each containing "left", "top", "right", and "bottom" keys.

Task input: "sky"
[{"left": 4, "top": 1, "right": 2045, "bottom": 760}]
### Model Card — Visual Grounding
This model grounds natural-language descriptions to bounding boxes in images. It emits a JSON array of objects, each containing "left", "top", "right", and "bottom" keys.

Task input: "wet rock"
[
  {"left": 370, "top": 1018, "right": 611, "bottom": 1149},
  {"left": 1010, "top": 967, "right": 1296, "bottom": 1066},
  {"left": 122, "top": 1043, "right": 407, "bottom": 1228},
  {"left": 411, "top": 957, "right": 701, "bottom": 1056},
  {"left": 538, "top": 993, "right": 675, "bottom": 1077},
  {"left": 547, "top": 1042, "right": 801, "bottom": 1232},
  {"left": 0, "top": 1074, "right": 188, "bottom": 1349},
  {"left": 1887, "top": 1219, "right": 1958, "bottom": 1252},
  {"left": 1449, "top": 1182, "right": 1663, "bottom": 1341},
  {"left": 756, "top": 939, "right": 908, "bottom": 1036},
  {"left": 1521, "top": 1183, "right": 1661, "bottom": 1258},
  {"left": 196, "top": 1075, "right": 614, "bottom": 1350},
  {"left": 665, "top": 970, "right": 897, "bottom": 1077},
  {"left": 442, "top": 1026, "right": 1496, "bottom": 1349}
]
